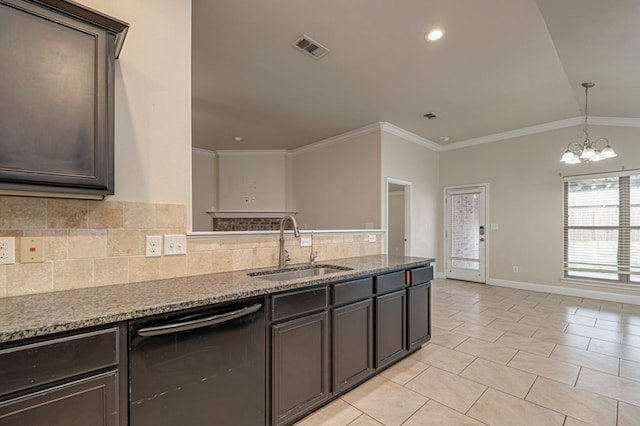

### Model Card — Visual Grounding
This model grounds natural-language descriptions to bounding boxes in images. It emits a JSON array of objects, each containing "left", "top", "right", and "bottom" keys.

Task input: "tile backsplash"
[{"left": 0, "top": 196, "right": 383, "bottom": 298}]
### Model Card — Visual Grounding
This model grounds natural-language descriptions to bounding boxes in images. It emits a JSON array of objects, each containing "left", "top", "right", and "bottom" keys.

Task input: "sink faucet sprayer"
[
  {"left": 309, "top": 231, "right": 318, "bottom": 265},
  {"left": 279, "top": 215, "right": 300, "bottom": 269}
]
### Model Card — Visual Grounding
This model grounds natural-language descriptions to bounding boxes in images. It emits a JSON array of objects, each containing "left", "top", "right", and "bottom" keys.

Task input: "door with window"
[{"left": 445, "top": 186, "right": 486, "bottom": 283}]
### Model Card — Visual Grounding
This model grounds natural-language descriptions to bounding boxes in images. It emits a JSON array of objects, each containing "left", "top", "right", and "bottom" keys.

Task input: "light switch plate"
[
  {"left": 300, "top": 237, "right": 312, "bottom": 247},
  {"left": 491, "top": 223, "right": 499, "bottom": 230},
  {"left": 21, "top": 237, "right": 44, "bottom": 263},
  {"left": 164, "top": 234, "right": 187, "bottom": 255}
]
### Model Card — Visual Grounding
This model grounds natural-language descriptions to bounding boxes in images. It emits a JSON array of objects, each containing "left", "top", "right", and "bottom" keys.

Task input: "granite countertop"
[{"left": 0, "top": 255, "right": 433, "bottom": 344}]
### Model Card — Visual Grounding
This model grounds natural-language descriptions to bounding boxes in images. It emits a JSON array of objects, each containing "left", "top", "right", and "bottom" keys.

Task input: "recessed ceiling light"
[
  {"left": 425, "top": 29, "right": 444, "bottom": 42},
  {"left": 233, "top": 136, "right": 244, "bottom": 142}
]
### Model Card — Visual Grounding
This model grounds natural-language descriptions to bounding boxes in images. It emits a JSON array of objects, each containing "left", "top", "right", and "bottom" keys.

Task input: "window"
[{"left": 564, "top": 171, "right": 640, "bottom": 284}]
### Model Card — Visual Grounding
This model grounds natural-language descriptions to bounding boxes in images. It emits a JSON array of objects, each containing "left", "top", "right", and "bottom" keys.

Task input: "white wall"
[
  {"left": 388, "top": 191, "right": 405, "bottom": 255},
  {"left": 381, "top": 131, "right": 439, "bottom": 259},
  {"left": 217, "top": 152, "right": 288, "bottom": 211},
  {"left": 192, "top": 149, "right": 217, "bottom": 231},
  {"left": 440, "top": 125, "right": 640, "bottom": 296},
  {"left": 77, "top": 0, "right": 192, "bottom": 205},
  {"left": 293, "top": 131, "right": 381, "bottom": 230}
]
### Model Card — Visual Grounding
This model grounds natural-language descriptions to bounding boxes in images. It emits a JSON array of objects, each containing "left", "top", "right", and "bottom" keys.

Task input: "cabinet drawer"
[
  {"left": 0, "top": 371, "right": 118, "bottom": 426},
  {"left": 409, "top": 266, "right": 433, "bottom": 285},
  {"left": 332, "top": 278, "right": 373, "bottom": 306},
  {"left": 0, "top": 327, "right": 119, "bottom": 397},
  {"left": 374, "top": 271, "right": 406, "bottom": 295},
  {"left": 272, "top": 287, "right": 328, "bottom": 322}
]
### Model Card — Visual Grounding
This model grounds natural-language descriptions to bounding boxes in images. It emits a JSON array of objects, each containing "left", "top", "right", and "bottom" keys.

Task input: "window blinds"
[{"left": 564, "top": 171, "right": 640, "bottom": 284}]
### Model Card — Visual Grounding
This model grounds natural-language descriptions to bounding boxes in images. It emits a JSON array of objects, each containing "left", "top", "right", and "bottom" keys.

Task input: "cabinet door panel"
[
  {"left": 272, "top": 311, "right": 329, "bottom": 426},
  {"left": 333, "top": 299, "right": 373, "bottom": 393},
  {"left": 0, "top": 371, "right": 118, "bottom": 426},
  {"left": 408, "top": 283, "right": 431, "bottom": 350},
  {"left": 375, "top": 289, "right": 407, "bottom": 368},
  {"left": 0, "top": 0, "right": 123, "bottom": 195}
]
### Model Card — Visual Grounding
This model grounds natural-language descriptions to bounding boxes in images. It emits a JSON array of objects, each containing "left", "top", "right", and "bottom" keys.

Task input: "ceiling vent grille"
[
  {"left": 423, "top": 112, "right": 439, "bottom": 119},
  {"left": 292, "top": 34, "right": 330, "bottom": 59}
]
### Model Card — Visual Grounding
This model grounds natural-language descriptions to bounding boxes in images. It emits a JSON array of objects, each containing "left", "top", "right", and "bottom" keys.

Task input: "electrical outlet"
[
  {"left": 0, "top": 237, "right": 15, "bottom": 265},
  {"left": 368, "top": 235, "right": 377, "bottom": 243},
  {"left": 146, "top": 236, "right": 162, "bottom": 257},
  {"left": 164, "top": 234, "right": 187, "bottom": 256},
  {"left": 300, "top": 237, "right": 312, "bottom": 247},
  {"left": 21, "top": 237, "right": 44, "bottom": 263}
]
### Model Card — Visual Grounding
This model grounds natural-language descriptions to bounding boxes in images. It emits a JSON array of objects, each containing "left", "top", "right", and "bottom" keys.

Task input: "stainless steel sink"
[{"left": 248, "top": 265, "right": 352, "bottom": 281}]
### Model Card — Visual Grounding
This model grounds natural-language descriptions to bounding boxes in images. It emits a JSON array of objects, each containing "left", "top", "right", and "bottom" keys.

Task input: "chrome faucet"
[{"left": 279, "top": 215, "right": 300, "bottom": 269}]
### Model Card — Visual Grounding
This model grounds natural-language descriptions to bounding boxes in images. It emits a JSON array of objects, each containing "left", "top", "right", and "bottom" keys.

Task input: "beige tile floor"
[{"left": 296, "top": 279, "right": 640, "bottom": 426}]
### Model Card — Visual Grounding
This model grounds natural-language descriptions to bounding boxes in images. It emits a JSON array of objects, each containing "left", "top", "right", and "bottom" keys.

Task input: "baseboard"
[{"left": 488, "top": 278, "right": 640, "bottom": 306}]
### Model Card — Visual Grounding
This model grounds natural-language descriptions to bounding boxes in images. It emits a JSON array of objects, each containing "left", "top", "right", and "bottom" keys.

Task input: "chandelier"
[{"left": 560, "top": 82, "right": 616, "bottom": 164}]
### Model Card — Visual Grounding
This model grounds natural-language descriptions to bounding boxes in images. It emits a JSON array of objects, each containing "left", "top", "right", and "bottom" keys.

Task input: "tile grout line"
[
  {"left": 463, "top": 386, "right": 489, "bottom": 418},
  {"left": 573, "top": 366, "right": 582, "bottom": 387},
  {"left": 397, "top": 397, "right": 429, "bottom": 426},
  {"left": 521, "top": 379, "right": 578, "bottom": 422}
]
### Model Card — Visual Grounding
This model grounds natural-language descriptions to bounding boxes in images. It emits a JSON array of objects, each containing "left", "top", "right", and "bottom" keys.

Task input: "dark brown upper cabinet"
[{"left": 0, "top": 0, "right": 128, "bottom": 197}]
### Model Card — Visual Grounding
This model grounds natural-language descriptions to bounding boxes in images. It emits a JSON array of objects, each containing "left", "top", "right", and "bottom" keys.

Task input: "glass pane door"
[{"left": 446, "top": 186, "right": 486, "bottom": 283}]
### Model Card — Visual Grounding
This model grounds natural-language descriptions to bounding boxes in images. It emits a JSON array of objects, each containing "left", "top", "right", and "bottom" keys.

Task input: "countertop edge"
[{"left": 0, "top": 255, "right": 434, "bottom": 344}]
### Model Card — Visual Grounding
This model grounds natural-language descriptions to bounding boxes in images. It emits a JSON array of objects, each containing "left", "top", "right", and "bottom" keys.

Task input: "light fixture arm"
[{"left": 560, "top": 82, "right": 616, "bottom": 164}]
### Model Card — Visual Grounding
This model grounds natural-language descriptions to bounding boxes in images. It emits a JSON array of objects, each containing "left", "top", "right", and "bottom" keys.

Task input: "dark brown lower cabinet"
[
  {"left": 0, "top": 325, "right": 125, "bottom": 426},
  {"left": 408, "top": 282, "right": 431, "bottom": 350},
  {"left": 271, "top": 311, "right": 330, "bottom": 426},
  {"left": 375, "top": 289, "right": 407, "bottom": 368},
  {"left": 0, "top": 371, "right": 118, "bottom": 426},
  {"left": 332, "top": 299, "right": 374, "bottom": 393}
]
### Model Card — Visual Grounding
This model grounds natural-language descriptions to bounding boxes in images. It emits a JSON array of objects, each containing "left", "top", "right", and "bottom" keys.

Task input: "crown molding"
[
  {"left": 196, "top": 116, "right": 640, "bottom": 158},
  {"left": 442, "top": 116, "right": 640, "bottom": 152},
  {"left": 291, "top": 123, "right": 382, "bottom": 156},
  {"left": 192, "top": 147, "right": 217, "bottom": 157},
  {"left": 216, "top": 149, "right": 289, "bottom": 157},
  {"left": 588, "top": 116, "right": 640, "bottom": 127},
  {"left": 441, "top": 117, "right": 582, "bottom": 151},
  {"left": 379, "top": 122, "right": 442, "bottom": 151}
]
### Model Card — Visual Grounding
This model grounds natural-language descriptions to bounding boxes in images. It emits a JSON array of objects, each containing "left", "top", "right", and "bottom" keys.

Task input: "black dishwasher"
[{"left": 129, "top": 297, "right": 266, "bottom": 425}]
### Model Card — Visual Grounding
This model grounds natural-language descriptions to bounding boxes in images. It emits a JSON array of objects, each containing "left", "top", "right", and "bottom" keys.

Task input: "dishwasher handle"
[{"left": 137, "top": 303, "right": 262, "bottom": 337}]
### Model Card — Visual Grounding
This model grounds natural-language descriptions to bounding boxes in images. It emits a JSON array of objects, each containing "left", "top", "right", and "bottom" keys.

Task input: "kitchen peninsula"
[{"left": 0, "top": 254, "right": 433, "bottom": 425}]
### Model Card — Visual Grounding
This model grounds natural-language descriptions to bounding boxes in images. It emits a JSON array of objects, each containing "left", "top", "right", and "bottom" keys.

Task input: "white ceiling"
[{"left": 191, "top": 0, "right": 640, "bottom": 151}]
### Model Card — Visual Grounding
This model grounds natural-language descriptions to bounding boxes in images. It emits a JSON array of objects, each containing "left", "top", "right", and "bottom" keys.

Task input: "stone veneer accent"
[
  {"left": 0, "top": 196, "right": 384, "bottom": 298},
  {"left": 211, "top": 217, "right": 295, "bottom": 232}
]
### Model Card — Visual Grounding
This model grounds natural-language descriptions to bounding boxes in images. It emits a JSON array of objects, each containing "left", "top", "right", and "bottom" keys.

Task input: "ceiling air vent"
[
  {"left": 292, "top": 34, "right": 330, "bottom": 59},
  {"left": 423, "top": 113, "right": 439, "bottom": 119}
]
